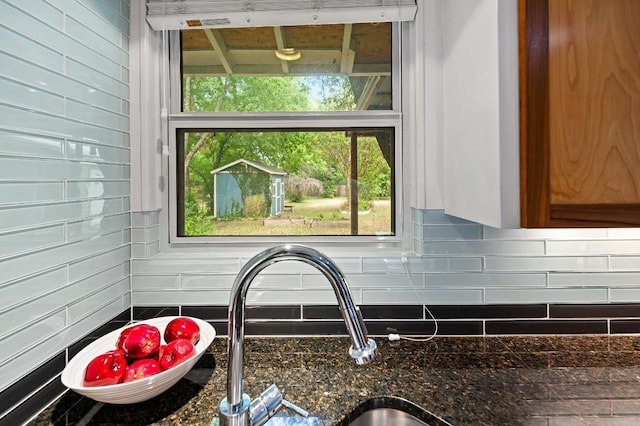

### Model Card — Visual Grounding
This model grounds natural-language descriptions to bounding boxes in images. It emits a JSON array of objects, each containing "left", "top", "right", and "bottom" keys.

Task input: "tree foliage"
[{"left": 182, "top": 74, "right": 392, "bottom": 233}]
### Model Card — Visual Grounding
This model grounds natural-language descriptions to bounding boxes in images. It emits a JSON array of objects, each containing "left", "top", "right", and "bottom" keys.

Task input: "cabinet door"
[{"left": 520, "top": 0, "right": 640, "bottom": 227}]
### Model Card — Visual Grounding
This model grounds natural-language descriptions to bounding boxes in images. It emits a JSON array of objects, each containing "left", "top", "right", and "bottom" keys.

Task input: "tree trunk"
[{"left": 183, "top": 78, "right": 232, "bottom": 194}]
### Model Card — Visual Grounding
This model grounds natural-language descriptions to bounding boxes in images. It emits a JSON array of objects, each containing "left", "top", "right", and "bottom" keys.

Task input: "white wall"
[{"left": 0, "top": 0, "right": 131, "bottom": 394}]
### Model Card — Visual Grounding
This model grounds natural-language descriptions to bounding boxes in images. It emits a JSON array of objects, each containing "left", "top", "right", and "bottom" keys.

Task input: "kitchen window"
[{"left": 166, "top": 21, "right": 405, "bottom": 242}]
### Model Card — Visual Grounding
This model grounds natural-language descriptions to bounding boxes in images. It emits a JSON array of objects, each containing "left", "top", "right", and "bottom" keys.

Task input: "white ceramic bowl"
[{"left": 61, "top": 316, "right": 216, "bottom": 404}]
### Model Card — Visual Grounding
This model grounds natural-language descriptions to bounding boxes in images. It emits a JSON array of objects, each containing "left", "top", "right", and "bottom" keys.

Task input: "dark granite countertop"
[{"left": 30, "top": 335, "right": 640, "bottom": 425}]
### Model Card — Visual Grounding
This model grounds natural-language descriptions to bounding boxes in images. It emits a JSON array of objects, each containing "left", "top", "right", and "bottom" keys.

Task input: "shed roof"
[{"left": 210, "top": 158, "right": 287, "bottom": 176}]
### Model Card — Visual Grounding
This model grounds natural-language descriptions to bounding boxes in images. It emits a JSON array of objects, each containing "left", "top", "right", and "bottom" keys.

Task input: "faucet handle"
[
  {"left": 249, "top": 384, "right": 309, "bottom": 425},
  {"left": 249, "top": 384, "right": 282, "bottom": 426},
  {"left": 282, "top": 398, "right": 309, "bottom": 417}
]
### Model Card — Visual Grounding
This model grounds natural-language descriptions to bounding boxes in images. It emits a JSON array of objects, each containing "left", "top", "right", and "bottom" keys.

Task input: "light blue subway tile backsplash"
[
  {"left": 485, "top": 288, "right": 609, "bottom": 304},
  {"left": 130, "top": 211, "right": 147, "bottom": 227},
  {"left": 68, "top": 245, "right": 130, "bottom": 281},
  {"left": 304, "top": 273, "right": 424, "bottom": 290},
  {"left": 420, "top": 240, "right": 546, "bottom": 256},
  {"left": 610, "top": 288, "right": 640, "bottom": 303},
  {"left": 120, "top": 0, "right": 131, "bottom": 19},
  {"left": 66, "top": 98, "right": 129, "bottom": 130},
  {"left": 133, "top": 275, "right": 180, "bottom": 290},
  {"left": 405, "top": 256, "right": 484, "bottom": 273},
  {"left": 0, "top": 129, "right": 65, "bottom": 158},
  {"left": 241, "top": 274, "right": 303, "bottom": 289},
  {"left": 65, "top": 16, "right": 129, "bottom": 67},
  {"left": 0, "top": 298, "right": 61, "bottom": 340},
  {"left": 483, "top": 226, "right": 609, "bottom": 240},
  {"left": 416, "top": 209, "right": 476, "bottom": 225},
  {"left": 65, "top": 180, "right": 130, "bottom": 200},
  {"left": 0, "top": 26, "right": 64, "bottom": 73},
  {"left": 362, "top": 256, "right": 408, "bottom": 272},
  {"left": 46, "top": 0, "right": 120, "bottom": 43},
  {"left": 610, "top": 256, "right": 640, "bottom": 271},
  {"left": 608, "top": 228, "right": 640, "bottom": 239},
  {"left": 0, "top": 104, "right": 124, "bottom": 145},
  {"left": 131, "top": 242, "right": 149, "bottom": 258},
  {"left": 0, "top": 76, "right": 65, "bottom": 115},
  {"left": 416, "top": 223, "right": 483, "bottom": 241},
  {"left": 66, "top": 140, "right": 129, "bottom": 164},
  {"left": 67, "top": 276, "right": 129, "bottom": 322},
  {"left": 485, "top": 256, "right": 609, "bottom": 272},
  {"left": 548, "top": 272, "right": 640, "bottom": 288},
  {"left": 65, "top": 58, "right": 129, "bottom": 99},
  {"left": 363, "top": 288, "right": 484, "bottom": 305},
  {"left": 0, "top": 157, "right": 116, "bottom": 180},
  {"left": 76, "top": 0, "right": 130, "bottom": 34},
  {"left": 0, "top": 224, "right": 65, "bottom": 258},
  {"left": 130, "top": 228, "right": 146, "bottom": 242},
  {"left": 132, "top": 257, "right": 242, "bottom": 274},
  {"left": 179, "top": 274, "right": 240, "bottom": 290},
  {"left": 146, "top": 224, "right": 160, "bottom": 242},
  {"left": 131, "top": 289, "right": 231, "bottom": 306},
  {"left": 0, "top": 267, "right": 67, "bottom": 312},
  {"left": 4, "top": 0, "right": 64, "bottom": 29},
  {"left": 1, "top": 2, "right": 121, "bottom": 80},
  {"left": 0, "top": 228, "right": 129, "bottom": 364},
  {"left": 0, "top": 52, "right": 122, "bottom": 113},
  {"left": 0, "top": 309, "right": 66, "bottom": 365},
  {"left": 66, "top": 212, "right": 130, "bottom": 240},
  {"left": 0, "top": 199, "right": 125, "bottom": 233},
  {"left": 131, "top": 211, "right": 160, "bottom": 228},
  {"left": 546, "top": 240, "right": 640, "bottom": 255},
  {"left": 0, "top": 0, "right": 130, "bottom": 395},
  {"left": 0, "top": 181, "right": 64, "bottom": 205},
  {"left": 246, "top": 259, "right": 328, "bottom": 275},
  {"left": 425, "top": 272, "right": 547, "bottom": 288},
  {"left": 247, "top": 289, "right": 352, "bottom": 305},
  {"left": 0, "top": 298, "right": 129, "bottom": 390}
]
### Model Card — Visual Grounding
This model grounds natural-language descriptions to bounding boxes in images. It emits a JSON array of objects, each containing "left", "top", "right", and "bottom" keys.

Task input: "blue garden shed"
[{"left": 210, "top": 158, "right": 287, "bottom": 218}]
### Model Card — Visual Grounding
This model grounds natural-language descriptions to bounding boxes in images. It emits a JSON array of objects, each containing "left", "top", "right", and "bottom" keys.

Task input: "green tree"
[
  {"left": 319, "top": 132, "right": 390, "bottom": 209},
  {"left": 182, "top": 76, "right": 321, "bottom": 224}
]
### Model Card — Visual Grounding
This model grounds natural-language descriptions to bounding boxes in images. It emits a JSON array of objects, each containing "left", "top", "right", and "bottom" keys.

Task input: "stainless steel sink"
[
  {"left": 348, "top": 407, "right": 430, "bottom": 426},
  {"left": 341, "top": 396, "right": 453, "bottom": 426}
]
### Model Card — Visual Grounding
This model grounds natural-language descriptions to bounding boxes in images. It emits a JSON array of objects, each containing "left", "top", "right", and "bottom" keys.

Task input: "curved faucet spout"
[{"left": 219, "top": 244, "right": 377, "bottom": 426}]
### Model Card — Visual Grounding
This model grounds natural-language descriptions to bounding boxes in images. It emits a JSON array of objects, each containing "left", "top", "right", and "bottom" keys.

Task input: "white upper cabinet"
[{"left": 411, "top": 0, "right": 520, "bottom": 229}]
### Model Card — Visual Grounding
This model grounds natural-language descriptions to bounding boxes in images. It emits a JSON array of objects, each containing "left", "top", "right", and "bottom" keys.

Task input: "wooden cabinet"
[{"left": 520, "top": 0, "right": 640, "bottom": 227}]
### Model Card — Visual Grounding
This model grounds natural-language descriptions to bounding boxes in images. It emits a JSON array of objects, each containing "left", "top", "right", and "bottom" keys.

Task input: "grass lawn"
[{"left": 205, "top": 197, "right": 392, "bottom": 236}]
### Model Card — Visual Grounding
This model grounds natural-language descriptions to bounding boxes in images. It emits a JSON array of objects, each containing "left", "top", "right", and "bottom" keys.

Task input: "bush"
[
  {"left": 243, "top": 194, "right": 265, "bottom": 217},
  {"left": 286, "top": 175, "right": 324, "bottom": 202},
  {"left": 184, "top": 196, "right": 213, "bottom": 235}
]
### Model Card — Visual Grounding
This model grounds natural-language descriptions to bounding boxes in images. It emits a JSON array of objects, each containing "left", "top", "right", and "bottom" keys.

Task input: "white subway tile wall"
[
  {"left": 131, "top": 209, "right": 640, "bottom": 309},
  {"left": 0, "top": 0, "right": 130, "bottom": 395}
]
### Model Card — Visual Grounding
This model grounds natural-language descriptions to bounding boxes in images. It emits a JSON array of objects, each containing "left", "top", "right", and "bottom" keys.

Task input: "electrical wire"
[{"left": 387, "top": 252, "right": 439, "bottom": 342}]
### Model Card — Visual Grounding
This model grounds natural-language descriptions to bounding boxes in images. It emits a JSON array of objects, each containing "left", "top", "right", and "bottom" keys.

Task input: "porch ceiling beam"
[
  {"left": 203, "top": 28, "right": 234, "bottom": 74},
  {"left": 356, "top": 75, "right": 383, "bottom": 110},
  {"left": 273, "top": 26, "right": 291, "bottom": 74},
  {"left": 340, "top": 24, "right": 355, "bottom": 74}
]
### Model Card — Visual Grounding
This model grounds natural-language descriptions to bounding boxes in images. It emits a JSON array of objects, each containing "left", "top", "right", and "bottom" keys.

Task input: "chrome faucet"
[{"left": 218, "top": 244, "right": 378, "bottom": 426}]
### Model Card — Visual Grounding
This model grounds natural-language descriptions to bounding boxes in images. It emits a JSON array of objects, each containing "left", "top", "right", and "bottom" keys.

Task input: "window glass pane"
[
  {"left": 180, "top": 23, "right": 392, "bottom": 112},
  {"left": 177, "top": 128, "right": 395, "bottom": 237}
]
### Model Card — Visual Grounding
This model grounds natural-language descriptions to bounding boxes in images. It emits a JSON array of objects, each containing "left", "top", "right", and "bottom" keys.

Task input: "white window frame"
[
  {"left": 164, "top": 22, "right": 410, "bottom": 248},
  {"left": 129, "top": 0, "right": 438, "bottom": 257},
  {"left": 132, "top": 1, "right": 520, "bottom": 258}
]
